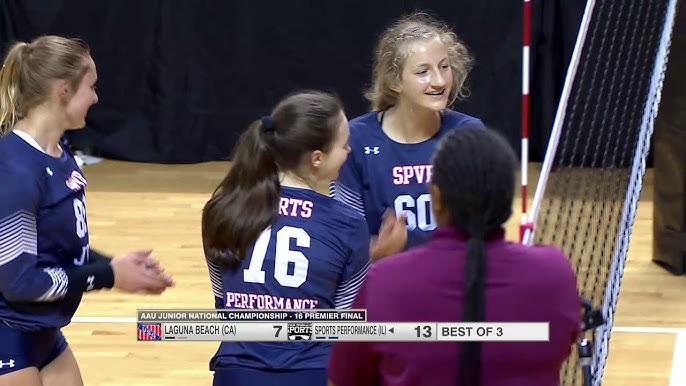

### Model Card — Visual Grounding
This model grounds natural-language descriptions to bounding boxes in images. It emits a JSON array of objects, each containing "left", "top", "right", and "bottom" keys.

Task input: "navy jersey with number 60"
[
  {"left": 331, "top": 109, "right": 483, "bottom": 249},
  {"left": 205, "top": 186, "right": 370, "bottom": 371},
  {"left": 0, "top": 131, "right": 91, "bottom": 331}
]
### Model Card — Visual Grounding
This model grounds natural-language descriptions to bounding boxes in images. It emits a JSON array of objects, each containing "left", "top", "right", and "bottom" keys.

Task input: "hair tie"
[{"left": 261, "top": 116, "right": 275, "bottom": 132}]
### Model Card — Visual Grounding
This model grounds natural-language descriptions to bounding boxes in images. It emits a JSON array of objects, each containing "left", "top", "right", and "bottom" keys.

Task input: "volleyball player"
[
  {"left": 202, "top": 90, "right": 406, "bottom": 385},
  {"left": 327, "top": 126, "right": 581, "bottom": 386},
  {"left": 330, "top": 12, "right": 484, "bottom": 256},
  {"left": 0, "top": 36, "right": 175, "bottom": 386}
]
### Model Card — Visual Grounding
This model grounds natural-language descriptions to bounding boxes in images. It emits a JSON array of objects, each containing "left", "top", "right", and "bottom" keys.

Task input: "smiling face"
[
  {"left": 393, "top": 37, "right": 453, "bottom": 112},
  {"left": 309, "top": 110, "right": 351, "bottom": 182},
  {"left": 62, "top": 56, "right": 99, "bottom": 130}
]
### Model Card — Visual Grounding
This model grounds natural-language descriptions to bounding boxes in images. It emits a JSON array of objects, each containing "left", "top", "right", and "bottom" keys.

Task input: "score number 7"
[{"left": 273, "top": 325, "right": 283, "bottom": 337}]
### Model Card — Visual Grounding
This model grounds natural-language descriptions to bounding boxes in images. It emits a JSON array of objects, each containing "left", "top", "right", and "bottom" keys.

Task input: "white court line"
[
  {"left": 669, "top": 333, "right": 686, "bottom": 386},
  {"left": 72, "top": 316, "right": 136, "bottom": 323},
  {"left": 612, "top": 326, "right": 686, "bottom": 334}
]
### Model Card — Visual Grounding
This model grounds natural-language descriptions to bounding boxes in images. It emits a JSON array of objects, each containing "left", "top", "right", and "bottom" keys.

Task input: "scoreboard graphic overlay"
[{"left": 136, "top": 310, "right": 549, "bottom": 342}]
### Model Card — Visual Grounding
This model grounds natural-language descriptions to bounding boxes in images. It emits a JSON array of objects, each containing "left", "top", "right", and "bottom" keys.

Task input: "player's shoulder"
[
  {"left": 349, "top": 111, "right": 379, "bottom": 129},
  {"left": 329, "top": 196, "right": 367, "bottom": 226},
  {"left": 0, "top": 135, "right": 41, "bottom": 179},
  {"left": 282, "top": 186, "right": 365, "bottom": 226},
  {"left": 0, "top": 132, "right": 23, "bottom": 160},
  {"left": 348, "top": 111, "right": 382, "bottom": 141},
  {"left": 316, "top": 191, "right": 367, "bottom": 228},
  {"left": 503, "top": 241, "right": 574, "bottom": 277},
  {"left": 441, "top": 109, "right": 484, "bottom": 128},
  {"left": 0, "top": 156, "right": 43, "bottom": 207},
  {"left": 365, "top": 245, "right": 430, "bottom": 285}
]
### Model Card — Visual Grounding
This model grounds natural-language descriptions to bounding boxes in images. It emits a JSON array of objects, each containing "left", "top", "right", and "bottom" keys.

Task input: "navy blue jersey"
[
  {"left": 206, "top": 186, "right": 370, "bottom": 371},
  {"left": 331, "top": 109, "right": 483, "bottom": 249},
  {"left": 0, "top": 131, "right": 90, "bottom": 331}
]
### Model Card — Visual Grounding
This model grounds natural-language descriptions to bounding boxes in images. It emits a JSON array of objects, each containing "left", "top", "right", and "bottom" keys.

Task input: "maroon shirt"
[{"left": 328, "top": 226, "right": 581, "bottom": 386}]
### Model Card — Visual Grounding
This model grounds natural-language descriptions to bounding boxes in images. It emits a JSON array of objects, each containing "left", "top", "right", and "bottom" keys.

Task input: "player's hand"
[
  {"left": 370, "top": 209, "right": 407, "bottom": 261},
  {"left": 142, "top": 254, "right": 167, "bottom": 276},
  {"left": 110, "top": 249, "right": 174, "bottom": 294}
]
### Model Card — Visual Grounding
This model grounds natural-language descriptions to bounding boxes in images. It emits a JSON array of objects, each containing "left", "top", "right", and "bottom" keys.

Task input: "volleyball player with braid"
[{"left": 328, "top": 126, "right": 581, "bottom": 386}]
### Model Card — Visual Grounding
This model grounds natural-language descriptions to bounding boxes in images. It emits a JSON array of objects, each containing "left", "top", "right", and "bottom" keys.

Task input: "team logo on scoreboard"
[
  {"left": 287, "top": 323, "right": 312, "bottom": 340},
  {"left": 138, "top": 323, "right": 162, "bottom": 341}
]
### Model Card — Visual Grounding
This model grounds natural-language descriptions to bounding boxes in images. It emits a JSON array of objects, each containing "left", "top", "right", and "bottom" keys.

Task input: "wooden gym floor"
[{"left": 62, "top": 160, "right": 685, "bottom": 386}]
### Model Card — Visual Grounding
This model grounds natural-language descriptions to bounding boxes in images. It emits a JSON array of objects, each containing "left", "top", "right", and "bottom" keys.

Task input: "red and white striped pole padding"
[{"left": 520, "top": 0, "right": 535, "bottom": 243}]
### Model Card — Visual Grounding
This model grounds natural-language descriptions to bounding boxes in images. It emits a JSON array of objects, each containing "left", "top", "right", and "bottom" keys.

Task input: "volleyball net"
[{"left": 520, "top": 0, "right": 678, "bottom": 384}]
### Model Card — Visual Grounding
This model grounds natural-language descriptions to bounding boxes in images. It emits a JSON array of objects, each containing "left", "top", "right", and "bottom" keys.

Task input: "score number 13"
[{"left": 414, "top": 325, "right": 433, "bottom": 338}]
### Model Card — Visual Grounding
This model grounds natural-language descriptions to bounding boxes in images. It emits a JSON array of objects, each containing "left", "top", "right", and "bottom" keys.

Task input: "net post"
[
  {"left": 523, "top": 0, "right": 598, "bottom": 246},
  {"left": 520, "top": 0, "right": 532, "bottom": 243}
]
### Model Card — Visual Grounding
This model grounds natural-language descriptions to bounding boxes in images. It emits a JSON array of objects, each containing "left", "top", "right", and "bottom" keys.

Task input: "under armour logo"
[
  {"left": 0, "top": 359, "right": 15, "bottom": 369},
  {"left": 46, "top": 167, "right": 53, "bottom": 176},
  {"left": 364, "top": 146, "right": 380, "bottom": 155},
  {"left": 86, "top": 275, "right": 95, "bottom": 291}
]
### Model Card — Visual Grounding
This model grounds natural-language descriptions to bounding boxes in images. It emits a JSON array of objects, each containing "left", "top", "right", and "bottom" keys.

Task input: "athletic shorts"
[
  {"left": 0, "top": 321, "right": 68, "bottom": 375},
  {"left": 213, "top": 367, "right": 327, "bottom": 386}
]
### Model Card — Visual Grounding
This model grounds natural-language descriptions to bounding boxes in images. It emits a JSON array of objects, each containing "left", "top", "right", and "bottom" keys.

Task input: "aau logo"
[{"left": 364, "top": 146, "right": 380, "bottom": 155}]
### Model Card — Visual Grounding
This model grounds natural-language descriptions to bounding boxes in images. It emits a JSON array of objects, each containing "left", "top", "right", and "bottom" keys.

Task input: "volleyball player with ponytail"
[
  {"left": 328, "top": 126, "right": 581, "bottom": 386},
  {"left": 202, "top": 90, "right": 406, "bottom": 385},
  {"left": 0, "top": 36, "right": 174, "bottom": 386}
]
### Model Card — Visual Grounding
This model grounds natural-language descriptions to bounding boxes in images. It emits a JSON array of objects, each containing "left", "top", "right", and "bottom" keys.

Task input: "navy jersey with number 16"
[{"left": 205, "top": 186, "right": 370, "bottom": 371}]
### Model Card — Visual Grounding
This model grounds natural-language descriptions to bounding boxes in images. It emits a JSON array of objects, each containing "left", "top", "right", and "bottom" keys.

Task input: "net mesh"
[{"left": 528, "top": 0, "right": 676, "bottom": 384}]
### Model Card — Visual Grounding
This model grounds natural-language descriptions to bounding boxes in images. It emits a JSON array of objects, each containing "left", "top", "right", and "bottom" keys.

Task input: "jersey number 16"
[{"left": 243, "top": 226, "right": 310, "bottom": 288}]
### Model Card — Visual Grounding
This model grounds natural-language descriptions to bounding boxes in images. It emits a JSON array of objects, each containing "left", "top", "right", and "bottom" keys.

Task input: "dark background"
[{"left": 0, "top": 0, "right": 585, "bottom": 164}]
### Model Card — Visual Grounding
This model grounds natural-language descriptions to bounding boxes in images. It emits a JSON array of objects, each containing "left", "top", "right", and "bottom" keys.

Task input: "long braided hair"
[{"left": 431, "top": 125, "right": 517, "bottom": 385}]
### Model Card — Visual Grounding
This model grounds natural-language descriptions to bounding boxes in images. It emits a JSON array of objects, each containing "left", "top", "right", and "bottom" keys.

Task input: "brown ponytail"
[{"left": 202, "top": 90, "right": 344, "bottom": 267}]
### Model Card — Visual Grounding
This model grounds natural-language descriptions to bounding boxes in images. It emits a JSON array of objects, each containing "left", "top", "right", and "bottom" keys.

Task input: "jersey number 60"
[
  {"left": 243, "top": 226, "right": 310, "bottom": 288},
  {"left": 394, "top": 194, "right": 437, "bottom": 231}
]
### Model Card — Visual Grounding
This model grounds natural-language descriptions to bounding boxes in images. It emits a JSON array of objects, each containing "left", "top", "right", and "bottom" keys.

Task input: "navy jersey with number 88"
[{"left": 0, "top": 132, "right": 92, "bottom": 331}]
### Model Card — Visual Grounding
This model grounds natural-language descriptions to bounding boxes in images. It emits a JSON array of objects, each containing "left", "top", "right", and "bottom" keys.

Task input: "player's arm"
[
  {"left": 334, "top": 218, "right": 371, "bottom": 309},
  {"left": 203, "top": 245, "right": 224, "bottom": 309},
  {"left": 89, "top": 249, "right": 112, "bottom": 263},
  {"left": 0, "top": 170, "right": 114, "bottom": 302}
]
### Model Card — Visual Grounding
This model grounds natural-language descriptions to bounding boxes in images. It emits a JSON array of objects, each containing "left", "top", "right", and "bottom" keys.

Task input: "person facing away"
[
  {"left": 202, "top": 90, "right": 405, "bottom": 385},
  {"left": 330, "top": 12, "right": 484, "bottom": 257},
  {"left": 0, "top": 35, "right": 174, "bottom": 386},
  {"left": 327, "top": 126, "right": 582, "bottom": 386}
]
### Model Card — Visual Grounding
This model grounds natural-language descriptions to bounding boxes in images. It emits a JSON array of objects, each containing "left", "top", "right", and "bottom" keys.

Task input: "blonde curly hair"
[{"left": 364, "top": 12, "right": 474, "bottom": 111}]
